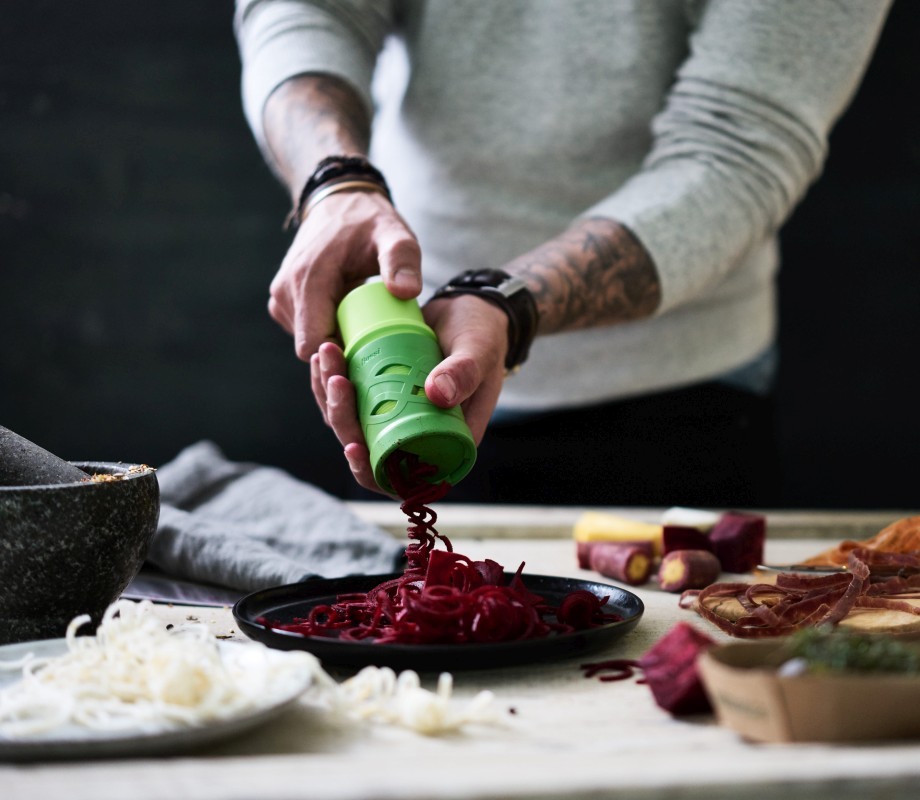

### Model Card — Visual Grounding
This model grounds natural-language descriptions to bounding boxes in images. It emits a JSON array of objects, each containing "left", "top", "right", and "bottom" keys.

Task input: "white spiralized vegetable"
[
  {"left": 0, "top": 601, "right": 322, "bottom": 738},
  {"left": 336, "top": 667, "right": 497, "bottom": 735},
  {"left": 0, "top": 600, "right": 498, "bottom": 739}
]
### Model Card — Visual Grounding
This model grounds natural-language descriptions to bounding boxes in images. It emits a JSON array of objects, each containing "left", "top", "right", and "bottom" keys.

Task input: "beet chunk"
[
  {"left": 639, "top": 622, "right": 716, "bottom": 715},
  {"left": 662, "top": 525, "right": 713, "bottom": 555},
  {"left": 709, "top": 511, "right": 766, "bottom": 573}
]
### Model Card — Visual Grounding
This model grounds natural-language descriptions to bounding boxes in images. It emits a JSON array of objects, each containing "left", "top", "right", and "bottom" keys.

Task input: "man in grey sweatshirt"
[{"left": 234, "top": 0, "right": 890, "bottom": 505}]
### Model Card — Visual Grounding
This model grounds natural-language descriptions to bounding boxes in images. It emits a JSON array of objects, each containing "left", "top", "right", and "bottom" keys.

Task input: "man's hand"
[
  {"left": 262, "top": 74, "right": 423, "bottom": 360},
  {"left": 309, "top": 341, "right": 377, "bottom": 491},
  {"left": 422, "top": 294, "right": 508, "bottom": 442},
  {"left": 268, "top": 190, "right": 421, "bottom": 361},
  {"left": 310, "top": 294, "right": 508, "bottom": 494}
]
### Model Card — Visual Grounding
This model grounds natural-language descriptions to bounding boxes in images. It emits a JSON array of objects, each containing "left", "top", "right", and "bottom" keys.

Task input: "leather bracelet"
[
  {"left": 431, "top": 268, "right": 539, "bottom": 373},
  {"left": 285, "top": 155, "right": 392, "bottom": 230},
  {"left": 302, "top": 179, "right": 391, "bottom": 220}
]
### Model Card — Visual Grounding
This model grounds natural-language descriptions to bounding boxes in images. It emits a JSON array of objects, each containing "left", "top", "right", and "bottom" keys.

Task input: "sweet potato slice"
[
  {"left": 577, "top": 539, "right": 654, "bottom": 570},
  {"left": 658, "top": 549, "right": 721, "bottom": 592},
  {"left": 589, "top": 542, "right": 654, "bottom": 586}
]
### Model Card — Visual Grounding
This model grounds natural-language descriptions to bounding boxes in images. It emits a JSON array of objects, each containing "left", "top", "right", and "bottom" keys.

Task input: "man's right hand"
[
  {"left": 262, "top": 75, "right": 422, "bottom": 360},
  {"left": 267, "top": 188, "right": 422, "bottom": 362}
]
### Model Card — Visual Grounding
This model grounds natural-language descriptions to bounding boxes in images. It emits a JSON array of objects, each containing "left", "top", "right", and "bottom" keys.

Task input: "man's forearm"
[
  {"left": 263, "top": 75, "right": 372, "bottom": 201},
  {"left": 509, "top": 218, "right": 662, "bottom": 335}
]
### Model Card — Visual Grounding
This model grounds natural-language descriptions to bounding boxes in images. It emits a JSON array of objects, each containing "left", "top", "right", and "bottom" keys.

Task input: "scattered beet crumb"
[
  {"left": 580, "top": 659, "right": 641, "bottom": 682},
  {"left": 508, "top": 707, "right": 518, "bottom": 715},
  {"left": 165, "top": 624, "right": 174, "bottom": 630}
]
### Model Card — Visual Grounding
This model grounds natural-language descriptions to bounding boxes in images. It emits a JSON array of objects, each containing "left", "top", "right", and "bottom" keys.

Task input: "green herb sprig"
[{"left": 783, "top": 626, "right": 920, "bottom": 675}]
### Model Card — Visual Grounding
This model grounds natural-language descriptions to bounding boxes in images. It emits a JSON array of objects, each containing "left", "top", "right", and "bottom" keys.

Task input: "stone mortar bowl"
[{"left": 0, "top": 462, "right": 159, "bottom": 644}]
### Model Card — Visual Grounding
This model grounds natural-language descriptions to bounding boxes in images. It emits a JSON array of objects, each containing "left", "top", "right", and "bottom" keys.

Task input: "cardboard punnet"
[{"left": 699, "top": 640, "right": 920, "bottom": 743}]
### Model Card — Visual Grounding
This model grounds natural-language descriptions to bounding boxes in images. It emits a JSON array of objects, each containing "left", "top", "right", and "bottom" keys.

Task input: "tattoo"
[
  {"left": 263, "top": 75, "right": 372, "bottom": 199},
  {"left": 510, "top": 218, "right": 661, "bottom": 334}
]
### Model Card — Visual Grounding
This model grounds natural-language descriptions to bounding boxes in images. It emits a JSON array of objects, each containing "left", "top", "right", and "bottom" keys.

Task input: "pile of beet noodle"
[{"left": 262, "top": 452, "right": 621, "bottom": 645}]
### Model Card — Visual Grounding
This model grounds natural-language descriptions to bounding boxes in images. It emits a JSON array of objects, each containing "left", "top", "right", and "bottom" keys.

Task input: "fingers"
[
  {"left": 326, "top": 374, "right": 365, "bottom": 459},
  {"left": 329, "top": 383, "right": 380, "bottom": 495},
  {"left": 309, "top": 352, "right": 328, "bottom": 425},
  {"left": 314, "top": 344, "right": 367, "bottom": 464},
  {"left": 295, "top": 298, "right": 336, "bottom": 363},
  {"left": 269, "top": 197, "right": 420, "bottom": 361},
  {"left": 424, "top": 296, "right": 508, "bottom": 408},
  {"left": 426, "top": 353, "right": 475, "bottom": 408},
  {"left": 343, "top": 442, "right": 387, "bottom": 495},
  {"left": 310, "top": 343, "right": 383, "bottom": 494},
  {"left": 459, "top": 370, "right": 505, "bottom": 444},
  {"left": 426, "top": 353, "right": 502, "bottom": 443},
  {"left": 311, "top": 342, "right": 347, "bottom": 425},
  {"left": 270, "top": 193, "right": 422, "bottom": 495},
  {"left": 422, "top": 295, "right": 510, "bottom": 442},
  {"left": 267, "top": 289, "right": 294, "bottom": 336},
  {"left": 377, "top": 218, "right": 422, "bottom": 299},
  {"left": 269, "top": 239, "right": 338, "bottom": 362}
]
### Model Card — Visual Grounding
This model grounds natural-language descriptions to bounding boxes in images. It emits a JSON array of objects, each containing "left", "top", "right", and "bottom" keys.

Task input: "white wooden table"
[{"left": 4, "top": 505, "right": 919, "bottom": 800}]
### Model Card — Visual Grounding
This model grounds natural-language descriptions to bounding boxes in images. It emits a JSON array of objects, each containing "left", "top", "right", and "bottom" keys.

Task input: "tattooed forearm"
[
  {"left": 263, "top": 74, "right": 372, "bottom": 200},
  {"left": 508, "top": 218, "right": 661, "bottom": 335}
]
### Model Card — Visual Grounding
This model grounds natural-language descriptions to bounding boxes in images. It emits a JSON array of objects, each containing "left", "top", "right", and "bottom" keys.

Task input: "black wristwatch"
[{"left": 431, "top": 268, "right": 538, "bottom": 372}]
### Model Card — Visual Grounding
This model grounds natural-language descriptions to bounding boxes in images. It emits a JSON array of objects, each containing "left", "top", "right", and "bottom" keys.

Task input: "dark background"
[{"left": 1, "top": 1, "right": 917, "bottom": 509}]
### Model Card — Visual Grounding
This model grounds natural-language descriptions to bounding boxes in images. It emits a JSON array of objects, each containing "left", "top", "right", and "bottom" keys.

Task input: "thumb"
[{"left": 377, "top": 223, "right": 422, "bottom": 299}]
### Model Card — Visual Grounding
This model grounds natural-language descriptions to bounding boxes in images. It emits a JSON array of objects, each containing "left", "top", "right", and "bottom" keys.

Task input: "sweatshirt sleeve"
[
  {"left": 234, "top": 0, "right": 394, "bottom": 158},
  {"left": 584, "top": 0, "right": 891, "bottom": 315}
]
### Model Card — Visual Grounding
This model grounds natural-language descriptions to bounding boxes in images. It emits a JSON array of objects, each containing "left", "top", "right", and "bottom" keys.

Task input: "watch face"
[
  {"left": 457, "top": 269, "right": 519, "bottom": 293},
  {"left": 463, "top": 269, "right": 506, "bottom": 283}
]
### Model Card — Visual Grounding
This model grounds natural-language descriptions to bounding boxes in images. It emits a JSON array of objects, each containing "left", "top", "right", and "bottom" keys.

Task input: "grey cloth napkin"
[{"left": 145, "top": 441, "right": 405, "bottom": 592}]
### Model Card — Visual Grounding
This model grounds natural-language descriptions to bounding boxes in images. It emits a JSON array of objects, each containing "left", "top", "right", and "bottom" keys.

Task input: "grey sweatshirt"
[{"left": 235, "top": 0, "right": 889, "bottom": 411}]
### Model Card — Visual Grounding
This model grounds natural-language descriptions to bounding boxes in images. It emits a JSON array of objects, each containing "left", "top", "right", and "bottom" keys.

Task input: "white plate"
[{"left": 0, "top": 638, "right": 312, "bottom": 762}]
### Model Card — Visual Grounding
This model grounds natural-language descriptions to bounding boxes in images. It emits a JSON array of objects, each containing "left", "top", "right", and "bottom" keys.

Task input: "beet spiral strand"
[{"left": 387, "top": 451, "right": 453, "bottom": 580}]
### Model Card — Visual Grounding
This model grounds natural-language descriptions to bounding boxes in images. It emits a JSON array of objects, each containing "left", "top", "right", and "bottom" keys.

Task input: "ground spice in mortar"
[{"left": 84, "top": 464, "right": 154, "bottom": 482}]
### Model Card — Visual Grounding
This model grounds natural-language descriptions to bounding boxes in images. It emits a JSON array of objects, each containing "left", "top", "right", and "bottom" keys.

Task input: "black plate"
[{"left": 233, "top": 573, "right": 644, "bottom": 671}]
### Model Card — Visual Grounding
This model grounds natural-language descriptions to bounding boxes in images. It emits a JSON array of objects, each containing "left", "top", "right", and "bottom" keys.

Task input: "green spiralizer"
[{"left": 336, "top": 281, "right": 477, "bottom": 494}]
